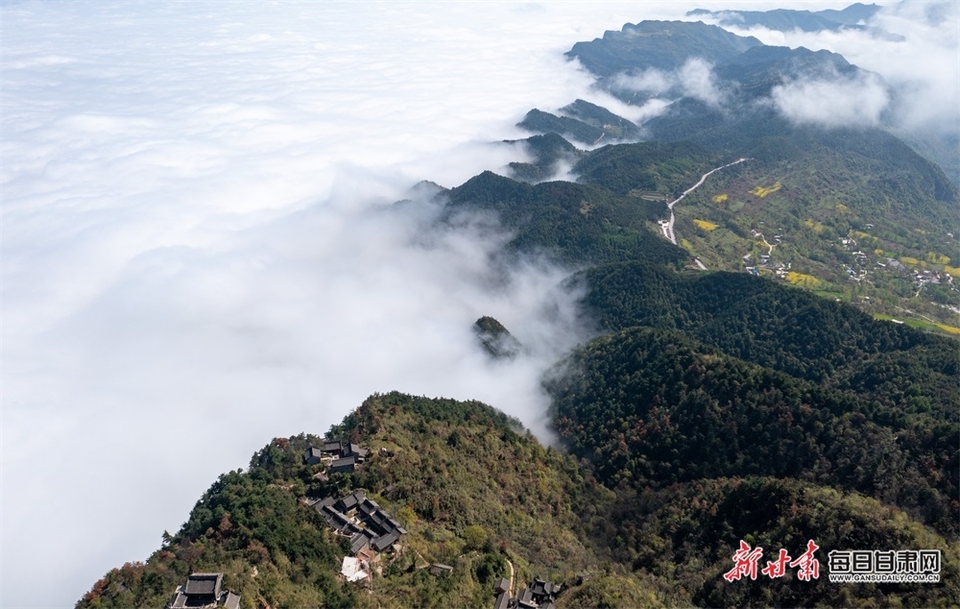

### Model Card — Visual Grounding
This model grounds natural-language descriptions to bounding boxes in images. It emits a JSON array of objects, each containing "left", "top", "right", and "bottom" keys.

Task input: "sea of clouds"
[
  {"left": 2, "top": 1, "right": 955, "bottom": 606},
  {"left": 711, "top": 0, "right": 959, "bottom": 132}
]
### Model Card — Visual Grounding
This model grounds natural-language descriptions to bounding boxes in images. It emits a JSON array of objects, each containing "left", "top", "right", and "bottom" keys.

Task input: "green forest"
[{"left": 79, "top": 393, "right": 959, "bottom": 609}]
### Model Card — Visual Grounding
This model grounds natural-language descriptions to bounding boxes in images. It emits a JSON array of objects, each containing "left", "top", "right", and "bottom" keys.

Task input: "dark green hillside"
[
  {"left": 560, "top": 99, "right": 642, "bottom": 140},
  {"left": 547, "top": 327, "right": 958, "bottom": 537},
  {"left": 579, "top": 262, "right": 959, "bottom": 407},
  {"left": 518, "top": 109, "right": 604, "bottom": 146},
  {"left": 714, "top": 45, "right": 862, "bottom": 100},
  {"left": 565, "top": 20, "right": 761, "bottom": 79},
  {"left": 444, "top": 171, "right": 686, "bottom": 266},
  {"left": 572, "top": 141, "right": 718, "bottom": 197},
  {"left": 505, "top": 132, "right": 582, "bottom": 183},
  {"left": 601, "top": 477, "right": 959, "bottom": 608}
]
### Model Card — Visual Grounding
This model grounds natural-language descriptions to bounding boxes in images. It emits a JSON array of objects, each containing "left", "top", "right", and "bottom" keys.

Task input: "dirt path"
[{"left": 755, "top": 232, "right": 775, "bottom": 255}]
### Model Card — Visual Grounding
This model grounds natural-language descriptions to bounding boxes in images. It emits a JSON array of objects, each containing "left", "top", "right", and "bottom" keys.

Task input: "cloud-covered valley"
[
  {"left": 709, "top": 0, "right": 959, "bottom": 134},
  {"left": 770, "top": 70, "right": 891, "bottom": 128},
  {"left": 612, "top": 57, "right": 729, "bottom": 108}
]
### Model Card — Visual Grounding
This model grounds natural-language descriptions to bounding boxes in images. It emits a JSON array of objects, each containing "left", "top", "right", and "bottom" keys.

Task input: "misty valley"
[{"left": 31, "top": 6, "right": 960, "bottom": 609}]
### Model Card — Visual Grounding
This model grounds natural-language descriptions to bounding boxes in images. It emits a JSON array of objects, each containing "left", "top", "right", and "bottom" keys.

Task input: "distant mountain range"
[
  {"left": 517, "top": 18, "right": 958, "bottom": 336},
  {"left": 562, "top": 20, "right": 873, "bottom": 116},
  {"left": 688, "top": 3, "right": 885, "bottom": 33}
]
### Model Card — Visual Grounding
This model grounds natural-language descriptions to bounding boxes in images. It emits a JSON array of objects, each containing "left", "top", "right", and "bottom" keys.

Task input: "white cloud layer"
[
  {"left": 612, "top": 58, "right": 727, "bottom": 108},
  {"left": 710, "top": 0, "right": 960, "bottom": 133},
  {"left": 679, "top": 58, "right": 728, "bottom": 108},
  {"left": 771, "top": 71, "right": 891, "bottom": 128}
]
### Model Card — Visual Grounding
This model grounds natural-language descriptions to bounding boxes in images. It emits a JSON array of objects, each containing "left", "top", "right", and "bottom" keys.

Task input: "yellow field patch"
[
  {"left": 899, "top": 257, "right": 920, "bottom": 267},
  {"left": 850, "top": 230, "right": 871, "bottom": 240},
  {"left": 874, "top": 248, "right": 886, "bottom": 257},
  {"left": 944, "top": 266, "right": 960, "bottom": 277},
  {"left": 712, "top": 194, "right": 728, "bottom": 203},
  {"left": 694, "top": 219, "right": 719, "bottom": 231},
  {"left": 926, "top": 252, "right": 950, "bottom": 265},
  {"left": 936, "top": 323, "right": 960, "bottom": 335},
  {"left": 875, "top": 314, "right": 960, "bottom": 335},
  {"left": 835, "top": 203, "right": 850, "bottom": 214},
  {"left": 786, "top": 271, "right": 822, "bottom": 288},
  {"left": 749, "top": 181, "right": 782, "bottom": 198}
]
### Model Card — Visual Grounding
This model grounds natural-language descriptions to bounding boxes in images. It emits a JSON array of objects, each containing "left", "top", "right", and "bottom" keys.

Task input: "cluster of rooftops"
[
  {"left": 167, "top": 573, "right": 239, "bottom": 609},
  {"left": 165, "top": 438, "right": 565, "bottom": 604},
  {"left": 303, "top": 437, "right": 408, "bottom": 558},
  {"left": 312, "top": 489, "right": 407, "bottom": 555},
  {"left": 493, "top": 576, "right": 560, "bottom": 609},
  {"left": 304, "top": 438, "right": 370, "bottom": 474},
  {"left": 304, "top": 437, "right": 563, "bottom": 603}
]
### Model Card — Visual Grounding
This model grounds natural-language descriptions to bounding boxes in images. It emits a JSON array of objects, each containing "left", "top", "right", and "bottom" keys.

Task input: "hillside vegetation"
[
  {"left": 548, "top": 326, "right": 957, "bottom": 537},
  {"left": 80, "top": 393, "right": 959, "bottom": 609},
  {"left": 80, "top": 394, "right": 662, "bottom": 609},
  {"left": 520, "top": 20, "right": 960, "bottom": 332}
]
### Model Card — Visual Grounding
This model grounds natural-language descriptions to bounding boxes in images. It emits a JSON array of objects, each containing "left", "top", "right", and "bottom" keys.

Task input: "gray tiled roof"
[{"left": 183, "top": 573, "right": 221, "bottom": 596}]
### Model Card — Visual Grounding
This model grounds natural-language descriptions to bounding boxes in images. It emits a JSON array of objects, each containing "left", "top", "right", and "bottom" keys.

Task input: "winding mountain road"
[{"left": 660, "top": 157, "right": 749, "bottom": 246}]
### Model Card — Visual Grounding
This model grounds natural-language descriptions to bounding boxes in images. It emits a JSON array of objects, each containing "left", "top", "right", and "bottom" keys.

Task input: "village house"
[
  {"left": 493, "top": 576, "right": 559, "bottom": 609},
  {"left": 304, "top": 438, "right": 371, "bottom": 473},
  {"left": 331, "top": 456, "right": 356, "bottom": 473},
  {"left": 167, "top": 573, "right": 240, "bottom": 609},
  {"left": 303, "top": 447, "right": 323, "bottom": 465}
]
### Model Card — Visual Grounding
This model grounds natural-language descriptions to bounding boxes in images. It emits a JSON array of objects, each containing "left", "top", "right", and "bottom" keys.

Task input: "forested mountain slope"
[
  {"left": 601, "top": 477, "right": 958, "bottom": 608},
  {"left": 443, "top": 170, "right": 687, "bottom": 267},
  {"left": 577, "top": 261, "right": 959, "bottom": 415},
  {"left": 547, "top": 326, "right": 957, "bottom": 537},
  {"left": 80, "top": 393, "right": 959, "bottom": 609},
  {"left": 79, "top": 393, "right": 627, "bottom": 609}
]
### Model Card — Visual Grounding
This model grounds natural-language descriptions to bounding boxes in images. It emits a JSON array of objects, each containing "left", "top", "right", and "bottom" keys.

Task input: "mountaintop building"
[{"left": 168, "top": 573, "right": 240, "bottom": 609}]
